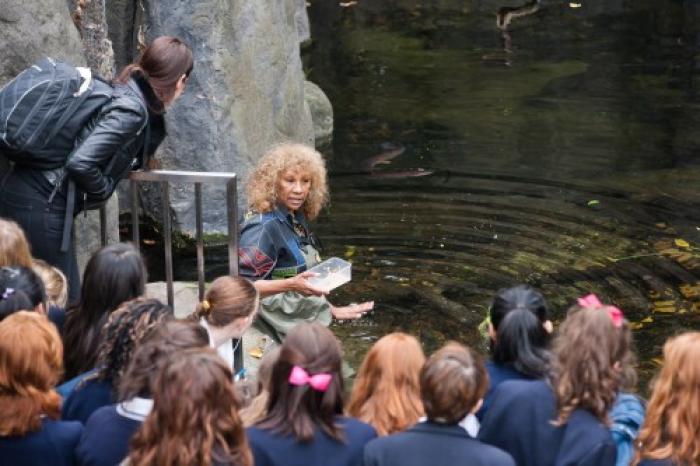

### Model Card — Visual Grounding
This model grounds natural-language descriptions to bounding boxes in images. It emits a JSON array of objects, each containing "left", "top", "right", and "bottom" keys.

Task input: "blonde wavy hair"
[
  {"left": 247, "top": 143, "right": 328, "bottom": 220},
  {"left": 633, "top": 332, "right": 700, "bottom": 466}
]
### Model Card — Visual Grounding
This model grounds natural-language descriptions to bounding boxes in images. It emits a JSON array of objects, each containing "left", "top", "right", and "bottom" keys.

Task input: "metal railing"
[{"left": 101, "top": 169, "right": 242, "bottom": 371}]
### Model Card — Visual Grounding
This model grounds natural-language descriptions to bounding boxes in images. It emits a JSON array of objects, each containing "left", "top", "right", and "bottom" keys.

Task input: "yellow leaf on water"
[
  {"left": 641, "top": 316, "right": 654, "bottom": 323},
  {"left": 675, "top": 238, "right": 690, "bottom": 248},
  {"left": 679, "top": 284, "right": 700, "bottom": 299},
  {"left": 651, "top": 358, "right": 664, "bottom": 366},
  {"left": 249, "top": 347, "right": 264, "bottom": 359},
  {"left": 587, "top": 200, "right": 600, "bottom": 206},
  {"left": 629, "top": 322, "right": 644, "bottom": 330},
  {"left": 344, "top": 245, "right": 357, "bottom": 258}
]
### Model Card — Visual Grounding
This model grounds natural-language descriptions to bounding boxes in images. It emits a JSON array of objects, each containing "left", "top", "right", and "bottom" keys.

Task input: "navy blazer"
[
  {"left": 247, "top": 416, "right": 376, "bottom": 466},
  {"left": 479, "top": 379, "right": 617, "bottom": 466},
  {"left": 363, "top": 421, "right": 515, "bottom": 466},
  {"left": 62, "top": 378, "right": 114, "bottom": 424},
  {"left": 637, "top": 460, "right": 675, "bottom": 466},
  {"left": 0, "top": 418, "right": 83, "bottom": 466}
]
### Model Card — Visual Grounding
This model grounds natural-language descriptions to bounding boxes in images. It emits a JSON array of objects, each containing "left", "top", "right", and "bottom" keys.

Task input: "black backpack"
[{"left": 0, "top": 57, "right": 113, "bottom": 169}]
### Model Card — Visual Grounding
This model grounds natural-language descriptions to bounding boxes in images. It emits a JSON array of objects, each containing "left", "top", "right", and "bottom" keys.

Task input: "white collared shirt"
[
  {"left": 200, "top": 318, "right": 234, "bottom": 369},
  {"left": 116, "top": 397, "right": 153, "bottom": 422}
]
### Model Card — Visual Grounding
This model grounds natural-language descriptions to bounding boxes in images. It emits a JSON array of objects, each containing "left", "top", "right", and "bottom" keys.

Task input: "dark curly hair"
[
  {"left": 92, "top": 298, "right": 173, "bottom": 391},
  {"left": 119, "top": 320, "right": 209, "bottom": 401}
]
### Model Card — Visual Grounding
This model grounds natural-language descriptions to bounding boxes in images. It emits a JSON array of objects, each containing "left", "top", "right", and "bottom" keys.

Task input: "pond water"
[
  {"left": 303, "top": 0, "right": 700, "bottom": 388},
  {"left": 142, "top": 0, "right": 700, "bottom": 390}
]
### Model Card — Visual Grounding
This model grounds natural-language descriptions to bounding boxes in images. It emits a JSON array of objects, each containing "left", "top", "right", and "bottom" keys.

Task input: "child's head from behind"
[
  {"left": 347, "top": 332, "right": 425, "bottom": 435},
  {"left": 119, "top": 320, "right": 210, "bottom": 400},
  {"left": 32, "top": 259, "right": 67, "bottom": 309},
  {"left": 0, "top": 312, "right": 62, "bottom": 436},
  {"left": 489, "top": 284, "right": 551, "bottom": 378},
  {"left": 0, "top": 266, "right": 46, "bottom": 321},
  {"left": 194, "top": 275, "right": 259, "bottom": 339},
  {"left": 0, "top": 218, "right": 33, "bottom": 269},
  {"left": 634, "top": 332, "right": 700, "bottom": 466},
  {"left": 553, "top": 298, "right": 634, "bottom": 424},
  {"left": 420, "top": 342, "right": 487, "bottom": 425},
  {"left": 96, "top": 298, "right": 173, "bottom": 386},
  {"left": 261, "top": 323, "right": 344, "bottom": 442},
  {"left": 129, "top": 348, "right": 251, "bottom": 466}
]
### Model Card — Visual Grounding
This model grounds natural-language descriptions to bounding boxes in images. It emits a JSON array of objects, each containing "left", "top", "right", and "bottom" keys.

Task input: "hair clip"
[
  {"left": 1, "top": 288, "right": 15, "bottom": 300},
  {"left": 288, "top": 365, "right": 332, "bottom": 392},
  {"left": 577, "top": 293, "right": 623, "bottom": 328},
  {"left": 201, "top": 299, "right": 211, "bottom": 312}
]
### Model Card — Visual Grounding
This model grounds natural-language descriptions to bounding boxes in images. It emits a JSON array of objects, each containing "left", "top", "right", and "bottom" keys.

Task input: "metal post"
[
  {"left": 99, "top": 206, "right": 108, "bottom": 247},
  {"left": 226, "top": 177, "right": 239, "bottom": 276},
  {"left": 162, "top": 182, "right": 174, "bottom": 309},
  {"left": 226, "top": 176, "right": 243, "bottom": 372},
  {"left": 195, "top": 183, "right": 205, "bottom": 301},
  {"left": 130, "top": 179, "right": 140, "bottom": 248}
]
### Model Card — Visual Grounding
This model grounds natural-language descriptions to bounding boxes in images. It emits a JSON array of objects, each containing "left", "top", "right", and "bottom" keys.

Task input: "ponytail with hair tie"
[{"left": 201, "top": 299, "right": 212, "bottom": 314}]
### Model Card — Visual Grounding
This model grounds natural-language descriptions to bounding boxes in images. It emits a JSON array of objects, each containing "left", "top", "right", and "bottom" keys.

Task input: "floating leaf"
[
  {"left": 675, "top": 238, "right": 690, "bottom": 248},
  {"left": 587, "top": 200, "right": 600, "bottom": 206},
  {"left": 248, "top": 347, "right": 264, "bottom": 359},
  {"left": 641, "top": 316, "right": 654, "bottom": 323},
  {"left": 344, "top": 245, "right": 357, "bottom": 258},
  {"left": 569, "top": 2, "right": 582, "bottom": 7},
  {"left": 629, "top": 322, "right": 644, "bottom": 330},
  {"left": 651, "top": 357, "right": 664, "bottom": 366},
  {"left": 679, "top": 283, "right": 700, "bottom": 299},
  {"left": 655, "top": 222, "right": 667, "bottom": 229}
]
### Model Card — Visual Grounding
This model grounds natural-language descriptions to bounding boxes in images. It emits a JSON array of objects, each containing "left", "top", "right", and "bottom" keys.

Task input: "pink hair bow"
[
  {"left": 577, "top": 293, "right": 624, "bottom": 328},
  {"left": 288, "top": 365, "right": 333, "bottom": 392}
]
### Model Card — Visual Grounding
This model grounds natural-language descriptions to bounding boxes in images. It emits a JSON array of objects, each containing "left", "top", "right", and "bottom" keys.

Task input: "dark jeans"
[{"left": 0, "top": 175, "right": 80, "bottom": 304}]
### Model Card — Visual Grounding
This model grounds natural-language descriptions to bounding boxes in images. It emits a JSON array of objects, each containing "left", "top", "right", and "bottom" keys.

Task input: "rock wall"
[
  {"left": 2, "top": 0, "right": 333, "bottom": 238},
  {"left": 0, "top": 0, "right": 85, "bottom": 84},
  {"left": 137, "top": 0, "right": 316, "bottom": 233}
]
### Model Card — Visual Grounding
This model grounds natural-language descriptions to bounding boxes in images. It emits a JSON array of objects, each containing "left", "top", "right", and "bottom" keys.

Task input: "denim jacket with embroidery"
[{"left": 238, "top": 206, "right": 317, "bottom": 280}]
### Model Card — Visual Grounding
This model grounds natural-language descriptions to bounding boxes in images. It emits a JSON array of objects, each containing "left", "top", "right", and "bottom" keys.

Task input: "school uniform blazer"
[
  {"left": 363, "top": 421, "right": 515, "bottom": 466},
  {"left": 247, "top": 416, "right": 376, "bottom": 466},
  {"left": 478, "top": 379, "right": 617, "bottom": 466}
]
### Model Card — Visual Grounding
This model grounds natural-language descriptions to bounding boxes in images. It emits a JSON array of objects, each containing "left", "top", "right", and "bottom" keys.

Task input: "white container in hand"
[{"left": 306, "top": 257, "right": 352, "bottom": 291}]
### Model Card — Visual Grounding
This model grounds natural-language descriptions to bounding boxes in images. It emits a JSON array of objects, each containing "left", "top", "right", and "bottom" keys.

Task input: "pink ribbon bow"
[
  {"left": 577, "top": 293, "right": 624, "bottom": 328},
  {"left": 288, "top": 365, "right": 333, "bottom": 392}
]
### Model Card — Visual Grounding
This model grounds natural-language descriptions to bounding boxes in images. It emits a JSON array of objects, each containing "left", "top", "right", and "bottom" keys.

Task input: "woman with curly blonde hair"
[
  {"left": 0, "top": 311, "right": 83, "bottom": 465},
  {"left": 633, "top": 332, "right": 700, "bottom": 466},
  {"left": 126, "top": 348, "right": 252, "bottom": 466},
  {"left": 239, "top": 143, "right": 373, "bottom": 341},
  {"left": 347, "top": 332, "right": 425, "bottom": 436}
]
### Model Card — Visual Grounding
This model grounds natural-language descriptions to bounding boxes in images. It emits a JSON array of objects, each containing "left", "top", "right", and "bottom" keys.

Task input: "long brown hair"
[
  {"left": 192, "top": 276, "right": 259, "bottom": 328},
  {"left": 0, "top": 218, "right": 33, "bottom": 268},
  {"left": 0, "top": 312, "right": 62, "bottom": 436},
  {"left": 63, "top": 243, "right": 146, "bottom": 380},
  {"left": 114, "top": 36, "right": 193, "bottom": 108},
  {"left": 347, "top": 333, "right": 425, "bottom": 435},
  {"left": 258, "top": 323, "right": 345, "bottom": 442},
  {"left": 553, "top": 305, "right": 634, "bottom": 425},
  {"left": 128, "top": 348, "right": 252, "bottom": 466},
  {"left": 633, "top": 332, "right": 700, "bottom": 466}
]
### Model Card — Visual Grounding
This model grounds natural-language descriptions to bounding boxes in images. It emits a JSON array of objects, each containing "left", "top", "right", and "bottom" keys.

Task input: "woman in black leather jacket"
[{"left": 0, "top": 36, "right": 193, "bottom": 302}]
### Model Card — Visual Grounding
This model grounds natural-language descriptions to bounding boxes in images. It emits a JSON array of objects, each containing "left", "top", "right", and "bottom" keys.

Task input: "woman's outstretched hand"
[
  {"left": 289, "top": 271, "right": 329, "bottom": 296},
  {"left": 331, "top": 301, "right": 374, "bottom": 320}
]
